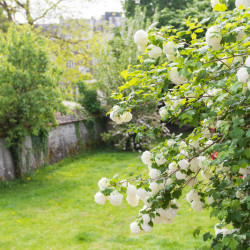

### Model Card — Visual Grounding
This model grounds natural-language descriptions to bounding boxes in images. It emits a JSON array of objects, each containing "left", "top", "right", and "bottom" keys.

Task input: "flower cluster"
[
  {"left": 110, "top": 105, "right": 133, "bottom": 124},
  {"left": 97, "top": 2, "right": 250, "bottom": 248}
]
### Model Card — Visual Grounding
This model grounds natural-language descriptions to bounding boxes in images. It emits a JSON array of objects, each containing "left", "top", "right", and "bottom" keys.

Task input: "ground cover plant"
[{"left": 0, "top": 151, "right": 216, "bottom": 249}]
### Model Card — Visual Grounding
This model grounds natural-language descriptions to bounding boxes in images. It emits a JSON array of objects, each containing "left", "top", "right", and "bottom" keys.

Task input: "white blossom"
[
  {"left": 237, "top": 67, "right": 249, "bottom": 83},
  {"left": 211, "top": 0, "right": 220, "bottom": 7},
  {"left": 168, "top": 162, "right": 178, "bottom": 172},
  {"left": 98, "top": 177, "right": 109, "bottom": 189},
  {"left": 207, "top": 196, "right": 215, "bottom": 204},
  {"left": 137, "top": 188, "right": 149, "bottom": 201},
  {"left": 205, "top": 26, "right": 222, "bottom": 50},
  {"left": 167, "top": 139, "right": 176, "bottom": 147},
  {"left": 94, "top": 192, "right": 107, "bottom": 205},
  {"left": 109, "top": 191, "right": 123, "bottom": 206},
  {"left": 141, "top": 151, "right": 153, "bottom": 165},
  {"left": 235, "top": 0, "right": 250, "bottom": 8},
  {"left": 130, "top": 222, "right": 142, "bottom": 234},
  {"left": 179, "top": 141, "right": 187, "bottom": 151},
  {"left": 205, "top": 140, "right": 214, "bottom": 146},
  {"left": 149, "top": 169, "right": 161, "bottom": 179},
  {"left": 239, "top": 166, "right": 249, "bottom": 175},
  {"left": 134, "top": 30, "right": 148, "bottom": 49},
  {"left": 141, "top": 222, "right": 153, "bottom": 232},
  {"left": 127, "top": 183, "right": 137, "bottom": 196},
  {"left": 149, "top": 182, "right": 163, "bottom": 195},
  {"left": 169, "top": 67, "right": 186, "bottom": 84},
  {"left": 126, "top": 195, "right": 139, "bottom": 207},
  {"left": 186, "top": 189, "right": 200, "bottom": 203},
  {"left": 110, "top": 106, "right": 133, "bottom": 124},
  {"left": 191, "top": 200, "right": 205, "bottom": 211},
  {"left": 190, "top": 158, "right": 201, "bottom": 172},
  {"left": 142, "top": 213, "right": 150, "bottom": 224},
  {"left": 245, "top": 56, "right": 250, "bottom": 67},
  {"left": 180, "top": 150, "right": 188, "bottom": 157},
  {"left": 189, "top": 140, "right": 200, "bottom": 149},
  {"left": 148, "top": 45, "right": 162, "bottom": 59},
  {"left": 187, "top": 177, "right": 198, "bottom": 187},
  {"left": 176, "top": 171, "right": 187, "bottom": 180},
  {"left": 236, "top": 190, "right": 242, "bottom": 199},
  {"left": 159, "top": 106, "right": 168, "bottom": 118},
  {"left": 163, "top": 41, "right": 176, "bottom": 61},
  {"left": 197, "top": 156, "right": 206, "bottom": 168},
  {"left": 155, "top": 154, "right": 167, "bottom": 166},
  {"left": 236, "top": 27, "right": 245, "bottom": 41},
  {"left": 214, "top": 224, "right": 233, "bottom": 237},
  {"left": 178, "top": 159, "right": 189, "bottom": 170}
]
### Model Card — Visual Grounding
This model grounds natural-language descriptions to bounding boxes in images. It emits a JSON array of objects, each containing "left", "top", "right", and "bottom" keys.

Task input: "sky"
[{"left": 15, "top": 0, "right": 124, "bottom": 24}]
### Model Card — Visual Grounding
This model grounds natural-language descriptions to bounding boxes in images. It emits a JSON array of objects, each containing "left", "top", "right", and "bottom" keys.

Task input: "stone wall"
[{"left": 0, "top": 113, "right": 106, "bottom": 180}]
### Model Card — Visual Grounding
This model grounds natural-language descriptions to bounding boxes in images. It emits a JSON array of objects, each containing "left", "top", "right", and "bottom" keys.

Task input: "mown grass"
[{"left": 0, "top": 150, "right": 217, "bottom": 249}]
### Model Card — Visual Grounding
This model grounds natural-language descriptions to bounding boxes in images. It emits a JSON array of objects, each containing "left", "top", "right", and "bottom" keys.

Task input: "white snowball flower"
[
  {"left": 163, "top": 41, "right": 175, "bottom": 55},
  {"left": 201, "top": 128, "right": 211, "bottom": 138},
  {"left": 110, "top": 106, "right": 133, "bottom": 124},
  {"left": 167, "top": 139, "right": 176, "bottom": 147},
  {"left": 169, "top": 67, "right": 186, "bottom": 84},
  {"left": 137, "top": 188, "right": 149, "bottom": 201},
  {"left": 246, "top": 56, "right": 250, "bottom": 67},
  {"left": 235, "top": 0, "right": 250, "bottom": 8},
  {"left": 205, "top": 26, "right": 222, "bottom": 50},
  {"left": 167, "top": 53, "right": 176, "bottom": 61},
  {"left": 127, "top": 183, "right": 137, "bottom": 196},
  {"left": 237, "top": 67, "right": 249, "bottom": 83},
  {"left": 236, "top": 27, "right": 245, "bottom": 41},
  {"left": 178, "top": 159, "right": 189, "bottom": 170},
  {"left": 189, "top": 140, "right": 200, "bottom": 149},
  {"left": 197, "top": 156, "right": 206, "bottom": 168},
  {"left": 186, "top": 189, "right": 200, "bottom": 203},
  {"left": 149, "top": 169, "right": 161, "bottom": 179},
  {"left": 191, "top": 200, "right": 205, "bottom": 211},
  {"left": 109, "top": 191, "right": 123, "bottom": 206},
  {"left": 207, "top": 196, "right": 215, "bottom": 204},
  {"left": 121, "top": 112, "right": 133, "bottom": 123},
  {"left": 235, "top": 190, "right": 242, "bottom": 199},
  {"left": 211, "top": 0, "right": 219, "bottom": 7},
  {"left": 214, "top": 224, "right": 232, "bottom": 237},
  {"left": 201, "top": 170, "right": 213, "bottom": 180},
  {"left": 180, "top": 150, "right": 188, "bottom": 157},
  {"left": 130, "top": 222, "right": 142, "bottom": 234},
  {"left": 159, "top": 106, "right": 168, "bottom": 118},
  {"left": 190, "top": 158, "right": 201, "bottom": 172},
  {"left": 141, "top": 151, "right": 153, "bottom": 165},
  {"left": 205, "top": 140, "right": 214, "bottom": 146},
  {"left": 168, "top": 162, "right": 178, "bottom": 172},
  {"left": 141, "top": 222, "right": 153, "bottom": 232},
  {"left": 134, "top": 30, "right": 148, "bottom": 48},
  {"left": 148, "top": 45, "right": 162, "bottom": 59},
  {"left": 239, "top": 166, "right": 249, "bottom": 175},
  {"left": 179, "top": 141, "right": 187, "bottom": 151},
  {"left": 94, "top": 192, "right": 107, "bottom": 205},
  {"left": 163, "top": 41, "right": 176, "bottom": 61},
  {"left": 98, "top": 177, "right": 109, "bottom": 189},
  {"left": 126, "top": 195, "right": 139, "bottom": 207},
  {"left": 176, "top": 171, "right": 187, "bottom": 180},
  {"left": 149, "top": 182, "right": 162, "bottom": 195},
  {"left": 155, "top": 154, "right": 167, "bottom": 166},
  {"left": 142, "top": 214, "right": 150, "bottom": 224}
]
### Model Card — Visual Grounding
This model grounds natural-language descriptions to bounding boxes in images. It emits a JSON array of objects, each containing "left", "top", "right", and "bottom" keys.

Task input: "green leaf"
[{"left": 229, "top": 128, "right": 245, "bottom": 139}]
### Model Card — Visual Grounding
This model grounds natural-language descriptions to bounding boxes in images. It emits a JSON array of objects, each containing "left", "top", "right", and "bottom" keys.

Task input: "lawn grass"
[{"left": 0, "top": 150, "right": 217, "bottom": 249}]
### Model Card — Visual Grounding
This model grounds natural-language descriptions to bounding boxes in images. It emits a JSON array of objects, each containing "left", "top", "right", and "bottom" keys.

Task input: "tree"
[
  {"left": 0, "top": 6, "right": 9, "bottom": 31},
  {"left": 0, "top": 25, "right": 64, "bottom": 178},
  {"left": 95, "top": 1, "right": 250, "bottom": 248}
]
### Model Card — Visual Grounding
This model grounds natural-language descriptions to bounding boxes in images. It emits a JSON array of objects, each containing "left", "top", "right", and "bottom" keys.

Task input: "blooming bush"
[{"left": 95, "top": 1, "right": 249, "bottom": 249}]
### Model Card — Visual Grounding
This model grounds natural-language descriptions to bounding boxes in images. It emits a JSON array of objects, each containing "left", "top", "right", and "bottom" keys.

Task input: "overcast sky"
[{"left": 15, "top": 0, "right": 124, "bottom": 23}]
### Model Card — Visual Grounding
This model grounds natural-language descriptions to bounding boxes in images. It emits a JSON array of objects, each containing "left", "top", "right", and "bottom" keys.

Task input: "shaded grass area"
[{"left": 0, "top": 150, "right": 216, "bottom": 249}]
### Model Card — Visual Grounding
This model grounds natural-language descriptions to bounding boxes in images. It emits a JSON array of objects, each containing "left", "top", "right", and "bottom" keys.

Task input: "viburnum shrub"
[{"left": 95, "top": 1, "right": 250, "bottom": 249}]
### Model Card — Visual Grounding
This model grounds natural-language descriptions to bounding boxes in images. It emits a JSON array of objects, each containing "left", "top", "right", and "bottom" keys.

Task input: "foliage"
[
  {"left": 0, "top": 151, "right": 216, "bottom": 249},
  {"left": 77, "top": 81, "right": 103, "bottom": 115},
  {"left": 0, "top": 7, "right": 9, "bottom": 32},
  {"left": 92, "top": 6, "right": 149, "bottom": 103},
  {"left": 96, "top": 4, "right": 250, "bottom": 249},
  {"left": 0, "top": 25, "right": 64, "bottom": 177}
]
